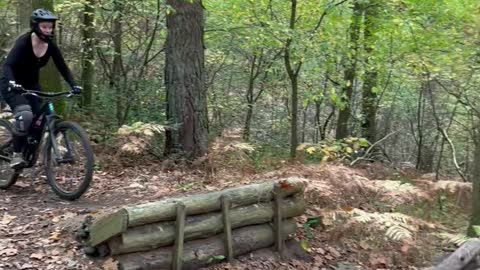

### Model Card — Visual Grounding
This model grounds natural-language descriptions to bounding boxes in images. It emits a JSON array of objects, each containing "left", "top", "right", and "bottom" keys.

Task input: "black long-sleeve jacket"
[{"left": 0, "top": 32, "right": 76, "bottom": 92}]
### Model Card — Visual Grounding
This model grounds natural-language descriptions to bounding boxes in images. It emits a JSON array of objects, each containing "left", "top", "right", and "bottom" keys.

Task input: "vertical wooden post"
[
  {"left": 221, "top": 195, "right": 234, "bottom": 262},
  {"left": 172, "top": 203, "right": 186, "bottom": 270},
  {"left": 273, "top": 184, "right": 284, "bottom": 257}
]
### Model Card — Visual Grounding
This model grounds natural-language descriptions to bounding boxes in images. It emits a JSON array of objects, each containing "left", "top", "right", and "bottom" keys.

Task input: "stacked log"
[{"left": 87, "top": 178, "right": 306, "bottom": 270}]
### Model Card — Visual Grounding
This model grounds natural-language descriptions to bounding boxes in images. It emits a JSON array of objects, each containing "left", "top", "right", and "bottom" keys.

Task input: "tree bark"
[
  {"left": 81, "top": 0, "right": 96, "bottom": 110},
  {"left": 336, "top": 0, "right": 361, "bottom": 139},
  {"left": 17, "top": 0, "right": 31, "bottom": 34},
  {"left": 116, "top": 219, "right": 297, "bottom": 270},
  {"left": 243, "top": 54, "right": 259, "bottom": 141},
  {"left": 468, "top": 126, "right": 480, "bottom": 236},
  {"left": 301, "top": 103, "right": 309, "bottom": 143},
  {"left": 164, "top": 0, "right": 208, "bottom": 160},
  {"left": 109, "top": 196, "right": 305, "bottom": 255},
  {"left": 361, "top": 0, "right": 380, "bottom": 142},
  {"left": 112, "top": 0, "right": 125, "bottom": 125},
  {"left": 284, "top": 0, "right": 303, "bottom": 159}
]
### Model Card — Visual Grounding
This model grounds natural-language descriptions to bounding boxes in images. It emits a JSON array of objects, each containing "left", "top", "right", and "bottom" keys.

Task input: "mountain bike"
[{"left": 0, "top": 88, "right": 94, "bottom": 200}]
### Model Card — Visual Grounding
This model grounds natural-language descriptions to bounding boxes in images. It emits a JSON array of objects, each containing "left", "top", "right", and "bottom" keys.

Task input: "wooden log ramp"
[
  {"left": 85, "top": 178, "right": 306, "bottom": 270},
  {"left": 108, "top": 195, "right": 305, "bottom": 255},
  {"left": 88, "top": 178, "right": 305, "bottom": 247}
]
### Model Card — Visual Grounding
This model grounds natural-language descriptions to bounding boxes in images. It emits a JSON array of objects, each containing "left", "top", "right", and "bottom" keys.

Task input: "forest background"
[{"left": 1, "top": 0, "right": 480, "bottom": 268}]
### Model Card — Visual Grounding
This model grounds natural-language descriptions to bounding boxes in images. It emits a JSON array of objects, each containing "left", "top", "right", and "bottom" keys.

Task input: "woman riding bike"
[{"left": 0, "top": 8, "right": 81, "bottom": 168}]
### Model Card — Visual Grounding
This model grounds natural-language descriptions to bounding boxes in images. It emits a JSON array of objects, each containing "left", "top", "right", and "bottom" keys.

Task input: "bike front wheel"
[{"left": 45, "top": 121, "right": 94, "bottom": 200}]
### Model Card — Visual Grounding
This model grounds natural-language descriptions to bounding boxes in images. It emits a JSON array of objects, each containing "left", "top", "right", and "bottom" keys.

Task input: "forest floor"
[{"left": 0, "top": 136, "right": 471, "bottom": 270}]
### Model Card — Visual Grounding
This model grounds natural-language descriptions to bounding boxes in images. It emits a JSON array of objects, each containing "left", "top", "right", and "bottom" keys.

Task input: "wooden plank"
[
  {"left": 88, "top": 209, "right": 128, "bottom": 247},
  {"left": 125, "top": 178, "right": 305, "bottom": 226},
  {"left": 221, "top": 196, "right": 234, "bottom": 262},
  {"left": 172, "top": 203, "right": 186, "bottom": 270},
  {"left": 274, "top": 184, "right": 284, "bottom": 257}
]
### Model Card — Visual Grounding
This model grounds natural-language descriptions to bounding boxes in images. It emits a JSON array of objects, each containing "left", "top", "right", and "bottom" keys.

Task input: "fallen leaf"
[
  {"left": 30, "top": 253, "right": 43, "bottom": 260},
  {"left": 1, "top": 214, "right": 16, "bottom": 225},
  {"left": 102, "top": 258, "right": 119, "bottom": 270},
  {"left": 328, "top": 247, "right": 341, "bottom": 258},
  {"left": 0, "top": 248, "right": 18, "bottom": 256},
  {"left": 51, "top": 249, "right": 60, "bottom": 256},
  {"left": 128, "top": 183, "right": 144, "bottom": 189},
  {"left": 369, "top": 253, "right": 388, "bottom": 267},
  {"left": 20, "top": 263, "right": 34, "bottom": 269},
  {"left": 49, "top": 231, "right": 62, "bottom": 241}
]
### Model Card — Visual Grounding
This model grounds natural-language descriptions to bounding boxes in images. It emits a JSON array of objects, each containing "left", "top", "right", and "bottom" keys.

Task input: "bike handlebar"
[{"left": 13, "top": 87, "right": 79, "bottom": 98}]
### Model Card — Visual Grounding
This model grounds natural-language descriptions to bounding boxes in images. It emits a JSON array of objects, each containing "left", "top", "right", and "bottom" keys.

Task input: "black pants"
[{"left": 1, "top": 89, "right": 42, "bottom": 152}]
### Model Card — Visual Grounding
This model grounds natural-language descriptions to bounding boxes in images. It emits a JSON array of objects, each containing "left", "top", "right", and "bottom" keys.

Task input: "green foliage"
[
  {"left": 302, "top": 216, "right": 321, "bottom": 239},
  {"left": 297, "top": 137, "right": 370, "bottom": 163},
  {"left": 207, "top": 255, "right": 226, "bottom": 263}
]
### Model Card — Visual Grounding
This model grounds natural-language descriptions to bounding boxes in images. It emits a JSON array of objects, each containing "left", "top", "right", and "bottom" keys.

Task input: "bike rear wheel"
[
  {"left": 0, "top": 119, "right": 20, "bottom": 189},
  {"left": 45, "top": 121, "right": 94, "bottom": 200}
]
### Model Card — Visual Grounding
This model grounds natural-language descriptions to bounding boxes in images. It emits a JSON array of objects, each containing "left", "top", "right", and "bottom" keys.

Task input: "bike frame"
[{"left": 15, "top": 89, "right": 75, "bottom": 169}]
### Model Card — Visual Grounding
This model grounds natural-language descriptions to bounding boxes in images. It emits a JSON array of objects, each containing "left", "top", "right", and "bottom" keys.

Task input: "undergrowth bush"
[{"left": 297, "top": 137, "right": 370, "bottom": 163}]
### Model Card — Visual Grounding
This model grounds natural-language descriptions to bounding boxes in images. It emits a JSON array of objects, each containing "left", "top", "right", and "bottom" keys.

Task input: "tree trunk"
[
  {"left": 314, "top": 101, "right": 320, "bottom": 143},
  {"left": 284, "top": 0, "right": 303, "bottom": 159},
  {"left": 116, "top": 219, "right": 297, "bottom": 270},
  {"left": 243, "top": 103, "right": 254, "bottom": 141},
  {"left": 361, "top": 0, "right": 380, "bottom": 143},
  {"left": 468, "top": 127, "right": 480, "bottom": 236},
  {"left": 112, "top": 0, "right": 124, "bottom": 125},
  {"left": 164, "top": 0, "right": 208, "bottom": 160},
  {"left": 416, "top": 80, "right": 437, "bottom": 173},
  {"left": 336, "top": 0, "right": 361, "bottom": 140},
  {"left": 81, "top": 0, "right": 96, "bottom": 110},
  {"left": 32, "top": 0, "right": 65, "bottom": 115},
  {"left": 109, "top": 196, "right": 305, "bottom": 255},
  {"left": 17, "top": 0, "right": 31, "bottom": 34},
  {"left": 242, "top": 54, "right": 259, "bottom": 141},
  {"left": 301, "top": 103, "right": 308, "bottom": 143}
]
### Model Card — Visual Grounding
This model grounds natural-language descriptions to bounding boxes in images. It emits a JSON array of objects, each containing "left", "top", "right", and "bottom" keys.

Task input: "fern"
[
  {"left": 438, "top": 233, "right": 469, "bottom": 246},
  {"left": 385, "top": 225, "right": 413, "bottom": 241}
]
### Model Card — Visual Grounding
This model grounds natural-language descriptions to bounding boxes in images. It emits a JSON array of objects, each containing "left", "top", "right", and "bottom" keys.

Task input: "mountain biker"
[{"left": 0, "top": 8, "right": 82, "bottom": 168}]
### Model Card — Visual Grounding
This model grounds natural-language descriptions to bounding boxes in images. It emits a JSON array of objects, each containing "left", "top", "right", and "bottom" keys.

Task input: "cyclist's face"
[{"left": 38, "top": 22, "right": 54, "bottom": 35}]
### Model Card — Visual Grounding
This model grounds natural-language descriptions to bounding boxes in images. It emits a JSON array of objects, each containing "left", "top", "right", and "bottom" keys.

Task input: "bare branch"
[{"left": 350, "top": 131, "right": 398, "bottom": 166}]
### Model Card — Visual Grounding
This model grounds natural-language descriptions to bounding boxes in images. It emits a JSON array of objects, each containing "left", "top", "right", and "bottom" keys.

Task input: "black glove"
[
  {"left": 71, "top": 85, "right": 82, "bottom": 94},
  {"left": 8, "top": 81, "right": 22, "bottom": 92}
]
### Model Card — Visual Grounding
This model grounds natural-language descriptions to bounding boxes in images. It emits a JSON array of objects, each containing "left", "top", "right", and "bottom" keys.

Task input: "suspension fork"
[{"left": 45, "top": 114, "right": 63, "bottom": 161}]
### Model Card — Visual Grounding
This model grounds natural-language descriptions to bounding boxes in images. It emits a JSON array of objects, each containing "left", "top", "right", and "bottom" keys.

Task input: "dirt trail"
[{"left": 0, "top": 162, "right": 468, "bottom": 270}]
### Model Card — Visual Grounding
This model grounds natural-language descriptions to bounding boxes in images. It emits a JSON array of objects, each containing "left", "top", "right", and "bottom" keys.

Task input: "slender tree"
[
  {"left": 81, "top": 0, "right": 96, "bottom": 110},
  {"left": 336, "top": 0, "right": 362, "bottom": 139},
  {"left": 284, "top": 0, "right": 302, "bottom": 159},
  {"left": 164, "top": 0, "right": 208, "bottom": 160},
  {"left": 112, "top": 0, "right": 125, "bottom": 125},
  {"left": 361, "top": 0, "right": 380, "bottom": 142}
]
